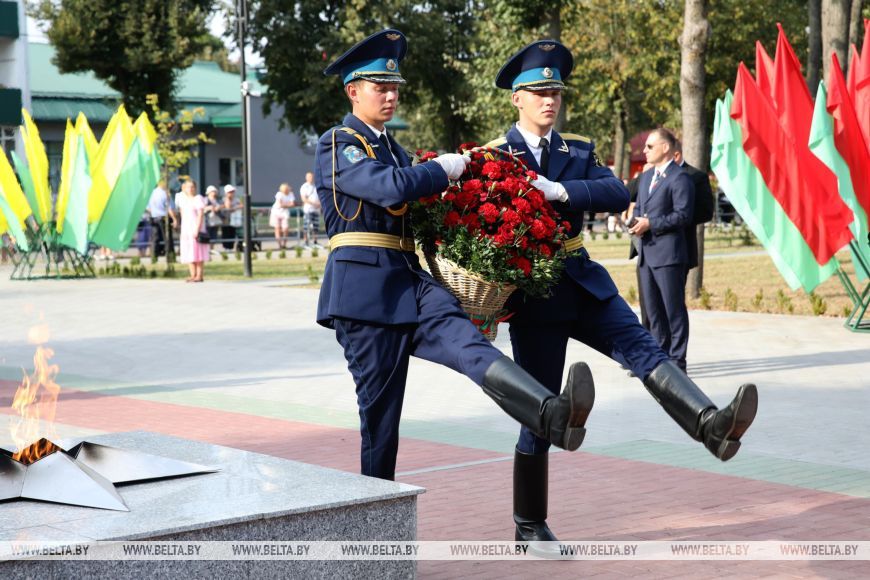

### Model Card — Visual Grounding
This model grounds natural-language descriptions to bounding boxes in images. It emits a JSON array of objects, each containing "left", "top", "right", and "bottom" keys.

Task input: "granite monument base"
[{"left": 0, "top": 431, "right": 422, "bottom": 578}]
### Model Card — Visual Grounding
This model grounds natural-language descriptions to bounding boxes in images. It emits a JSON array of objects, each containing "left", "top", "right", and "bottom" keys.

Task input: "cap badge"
[
  {"left": 386, "top": 33, "right": 401, "bottom": 41},
  {"left": 542, "top": 67, "right": 553, "bottom": 79},
  {"left": 539, "top": 44, "right": 556, "bottom": 52},
  {"left": 386, "top": 59, "right": 397, "bottom": 71}
]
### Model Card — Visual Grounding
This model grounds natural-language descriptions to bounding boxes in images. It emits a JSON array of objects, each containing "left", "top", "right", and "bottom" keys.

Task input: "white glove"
[
  {"left": 531, "top": 176, "right": 569, "bottom": 202},
  {"left": 432, "top": 154, "right": 469, "bottom": 180}
]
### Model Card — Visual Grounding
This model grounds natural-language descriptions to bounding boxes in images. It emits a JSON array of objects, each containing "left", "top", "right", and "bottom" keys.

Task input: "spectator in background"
[
  {"left": 630, "top": 129, "right": 694, "bottom": 371},
  {"left": 204, "top": 185, "right": 223, "bottom": 252},
  {"left": 221, "top": 185, "right": 243, "bottom": 250},
  {"left": 269, "top": 183, "right": 296, "bottom": 249},
  {"left": 135, "top": 210, "right": 151, "bottom": 257},
  {"left": 176, "top": 179, "right": 209, "bottom": 282},
  {"left": 299, "top": 171, "right": 321, "bottom": 247},
  {"left": 148, "top": 180, "right": 177, "bottom": 258},
  {"left": 627, "top": 162, "right": 653, "bottom": 331}
]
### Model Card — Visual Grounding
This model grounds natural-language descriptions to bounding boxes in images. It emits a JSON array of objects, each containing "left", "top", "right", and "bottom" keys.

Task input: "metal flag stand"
[
  {"left": 837, "top": 240, "right": 870, "bottom": 333},
  {"left": 9, "top": 221, "right": 95, "bottom": 280}
]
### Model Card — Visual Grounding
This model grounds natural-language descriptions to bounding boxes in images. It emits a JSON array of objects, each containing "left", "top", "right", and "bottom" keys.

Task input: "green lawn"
[{"left": 99, "top": 225, "right": 864, "bottom": 319}]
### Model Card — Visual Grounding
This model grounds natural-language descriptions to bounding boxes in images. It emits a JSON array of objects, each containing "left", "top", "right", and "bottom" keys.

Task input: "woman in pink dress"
[{"left": 176, "top": 179, "right": 210, "bottom": 282}]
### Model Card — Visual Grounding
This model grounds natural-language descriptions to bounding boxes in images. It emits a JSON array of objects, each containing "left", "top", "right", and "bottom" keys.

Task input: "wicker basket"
[{"left": 425, "top": 253, "right": 516, "bottom": 341}]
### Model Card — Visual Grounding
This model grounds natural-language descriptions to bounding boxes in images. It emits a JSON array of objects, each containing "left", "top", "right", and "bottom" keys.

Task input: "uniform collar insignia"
[{"left": 557, "top": 140, "right": 569, "bottom": 153}]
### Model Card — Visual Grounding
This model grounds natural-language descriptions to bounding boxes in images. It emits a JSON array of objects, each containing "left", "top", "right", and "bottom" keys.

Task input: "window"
[
  {"left": 219, "top": 157, "right": 245, "bottom": 188},
  {"left": 0, "top": 127, "right": 15, "bottom": 156},
  {"left": 45, "top": 141, "right": 63, "bottom": 194}
]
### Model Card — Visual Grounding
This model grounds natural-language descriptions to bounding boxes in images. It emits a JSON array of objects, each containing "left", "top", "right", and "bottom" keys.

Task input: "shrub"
[
  {"left": 295, "top": 246, "right": 303, "bottom": 258},
  {"left": 776, "top": 289, "right": 794, "bottom": 314},
  {"left": 751, "top": 288, "right": 764, "bottom": 309},
  {"left": 311, "top": 247, "right": 319, "bottom": 258},
  {"left": 724, "top": 288, "right": 738, "bottom": 311},
  {"left": 626, "top": 285, "right": 638, "bottom": 304},
  {"left": 699, "top": 286, "right": 713, "bottom": 310},
  {"left": 808, "top": 292, "right": 827, "bottom": 316}
]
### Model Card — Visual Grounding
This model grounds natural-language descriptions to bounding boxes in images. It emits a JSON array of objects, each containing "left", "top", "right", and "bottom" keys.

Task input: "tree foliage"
[
  {"left": 31, "top": 0, "right": 215, "bottom": 115},
  {"left": 246, "top": 0, "right": 481, "bottom": 150}
]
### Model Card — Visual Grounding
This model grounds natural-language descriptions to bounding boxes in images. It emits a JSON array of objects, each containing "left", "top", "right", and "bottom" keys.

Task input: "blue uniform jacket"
[
  {"left": 315, "top": 113, "right": 450, "bottom": 327},
  {"left": 632, "top": 164, "right": 695, "bottom": 268},
  {"left": 487, "top": 126, "right": 630, "bottom": 322}
]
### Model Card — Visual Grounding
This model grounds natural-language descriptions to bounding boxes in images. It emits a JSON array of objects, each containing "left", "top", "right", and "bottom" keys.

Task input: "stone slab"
[{"left": 0, "top": 431, "right": 423, "bottom": 578}]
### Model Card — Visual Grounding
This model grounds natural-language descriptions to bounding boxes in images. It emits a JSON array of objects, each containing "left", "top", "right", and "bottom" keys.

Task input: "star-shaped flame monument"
[{"left": 0, "top": 438, "right": 217, "bottom": 511}]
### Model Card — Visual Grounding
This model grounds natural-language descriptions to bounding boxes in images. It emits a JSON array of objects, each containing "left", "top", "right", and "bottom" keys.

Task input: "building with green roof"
[
  {"left": 24, "top": 41, "right": 409, "bottom": 206},
  {"left": 0, "top": 0, "right": 30, "bottom": 158}
]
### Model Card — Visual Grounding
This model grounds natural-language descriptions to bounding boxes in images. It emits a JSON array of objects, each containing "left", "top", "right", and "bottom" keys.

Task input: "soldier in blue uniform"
[
  {"left": 487, "top": 40, "right": 759, "bottom": 548},
  {"left": 314, "top": 29, "right": 597, "bottom": 483}
]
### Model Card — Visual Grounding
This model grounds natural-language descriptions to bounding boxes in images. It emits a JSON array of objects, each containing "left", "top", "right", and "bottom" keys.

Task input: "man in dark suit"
[
  {"left": 630, "top": 128, "right": 694, "bottom": 371},
  {"left": 315, "top": 29, "right": 594, "bottom": 482},
  {"left": 674, "top": 142, "right": 715, "bottom": 271},
  {"left": 489, "top": 43, "right": 757, "bottom": 551}
]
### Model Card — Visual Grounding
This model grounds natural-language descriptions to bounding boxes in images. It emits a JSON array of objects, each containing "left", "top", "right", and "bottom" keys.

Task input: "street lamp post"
[{"left": 237, "top": 0, "right": 253, "bottom": 277}]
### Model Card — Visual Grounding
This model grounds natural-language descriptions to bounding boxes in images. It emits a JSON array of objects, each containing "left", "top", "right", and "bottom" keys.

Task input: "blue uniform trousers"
[
  {"left": 510, "top": 286, "right": 668, "bottom": 455},
  {"left": 334, "top": 272, "right": 502, "bottom": 480},
  {"left": 638, "top": 263, "right": 689, "bottom": 371}
]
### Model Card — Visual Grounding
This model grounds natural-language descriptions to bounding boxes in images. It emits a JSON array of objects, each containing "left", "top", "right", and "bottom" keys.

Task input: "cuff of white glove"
[{"left": 556, "top": 184, "right": 568, "bottom": 203}]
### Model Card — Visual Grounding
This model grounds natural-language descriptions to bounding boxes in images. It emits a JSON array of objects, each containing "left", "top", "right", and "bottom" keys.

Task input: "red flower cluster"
[{"left": 412, "top": 144, "right": 573, "bottom": 297}]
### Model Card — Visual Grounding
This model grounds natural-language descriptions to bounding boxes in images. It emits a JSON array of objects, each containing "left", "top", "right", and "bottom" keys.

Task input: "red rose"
[
  {"left": 462, "top": 179, "right": 483, "bottom": 194},
  {"left": 502, "top": 209, "right": 522, "bottom": 227},
  {"left": 460, "top": 213, "right": 481, "bottom": 232},
  {"left": 530, "top": 219, "right": 548, "bottom": 240},
  {"left": 511, "top": 197, "right": 531, "bottom": 214},
  {"left": 509, "top": 256, "right": 532, "bottom": 276},
  {"left": 492, "top": 224, "right": 515, "bottom": 246},
  {"left": 479, "top": 202, "right": 499, "bottom": 224},
  {"left": 416, "top": 149, "right": 439, "bottom": 162},
  {"left": 443, "top": 211, "right": 461, "bottom": 227},
  {"left": 539, "top": 244, "right": 553, "bottom": 257},
  {"left": 525, "top": 189, "right": 544, "bottom": 210},
  {"left": 482, "top": 161, "right": 503, "bottom": 180}
]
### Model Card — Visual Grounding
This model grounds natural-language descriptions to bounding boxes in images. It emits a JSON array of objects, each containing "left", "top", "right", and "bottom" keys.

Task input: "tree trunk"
[
  {"left": 807, "top": 0, "right": 822, "bottom": 91},
  {"left": 546, "top": 5, "right": 567, "bottom": 132},
  {"left": 680, "top": 0, "right": 711, "bottom": 299},
  {"left": 848, "top": 0, "right": 863, "bottom": 59},
  {"left": 822, "top": 0, "right": 851, "bottom": 79},
  {"left": 612, "top": 95, "right": 627, "bottom": 179}
]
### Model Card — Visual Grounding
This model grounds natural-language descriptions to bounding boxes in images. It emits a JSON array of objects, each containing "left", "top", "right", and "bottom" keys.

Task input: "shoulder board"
[
  {"left": 560, "top": 133, "right": 592, "bottom": 143},
  {"left": 335, "top": 126, "right": 374, "bottom": 158},
  {"left": 483, "top": 137, "right": 507, "bottom": 148}
]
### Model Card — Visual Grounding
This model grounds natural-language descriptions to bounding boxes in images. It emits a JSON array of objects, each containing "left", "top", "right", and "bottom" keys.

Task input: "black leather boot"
[
  {"left": 482, "top": 357, "right": 595, "bottom": 451},
  {"left": 514, "top": 449, "right": 562, "bottom": 558},
  {"left": 644, "top": 360, "right": 758, "bottom": 461}
]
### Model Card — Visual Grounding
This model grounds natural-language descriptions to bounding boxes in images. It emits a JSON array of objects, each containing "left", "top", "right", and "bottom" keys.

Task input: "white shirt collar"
[
  {"left": 655, "top": 159, "right": 675, "bottom": 175},
  {"left": 364, "top": 122, "right": 398, "bottom": 164},
  {"left": 364, "top": 122, "right": 388, "bottom": 141},
  {"left": 514, "top": 123, "right": 553, "bottom": 166}
]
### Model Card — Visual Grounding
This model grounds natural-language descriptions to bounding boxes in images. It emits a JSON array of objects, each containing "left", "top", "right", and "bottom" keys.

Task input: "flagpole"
[{"left": 237, "top": 0, "right": 253, "bottom": 277}]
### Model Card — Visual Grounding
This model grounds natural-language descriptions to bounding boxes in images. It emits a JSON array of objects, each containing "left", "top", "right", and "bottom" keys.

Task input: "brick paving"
[
  {"left": 1, "top": 275, "right": 869, "bottom": 577},
  {"left": 2, "top": 379, "right": 868, "bottom": 577}
]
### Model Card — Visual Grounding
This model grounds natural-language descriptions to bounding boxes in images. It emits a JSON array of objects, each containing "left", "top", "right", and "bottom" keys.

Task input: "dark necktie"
[
  {"left": 650, "top": 170, "right": 662, "bottom": 191},
  {"left": 378, "top": 133, "right": 397, "bottom": 166},
  {"left": 539, "top": 137, "right": 550, "bottom": 175}
]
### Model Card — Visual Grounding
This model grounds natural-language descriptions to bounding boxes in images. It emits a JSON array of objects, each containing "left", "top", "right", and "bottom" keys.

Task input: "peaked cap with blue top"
[
  {"left": 324, "top": 29, "right": 408, "bottom": 85},
  {"left": 495, "top": 40, "right": 574, "bottom": 92}
]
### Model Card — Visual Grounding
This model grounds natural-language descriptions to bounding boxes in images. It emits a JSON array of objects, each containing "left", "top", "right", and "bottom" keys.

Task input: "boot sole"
[
  {"left": 715, "top": 383, "right": 758, "bottom": 461},
  {"left": 562, "top": 363, "right": 596, "bottom": 451}
]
